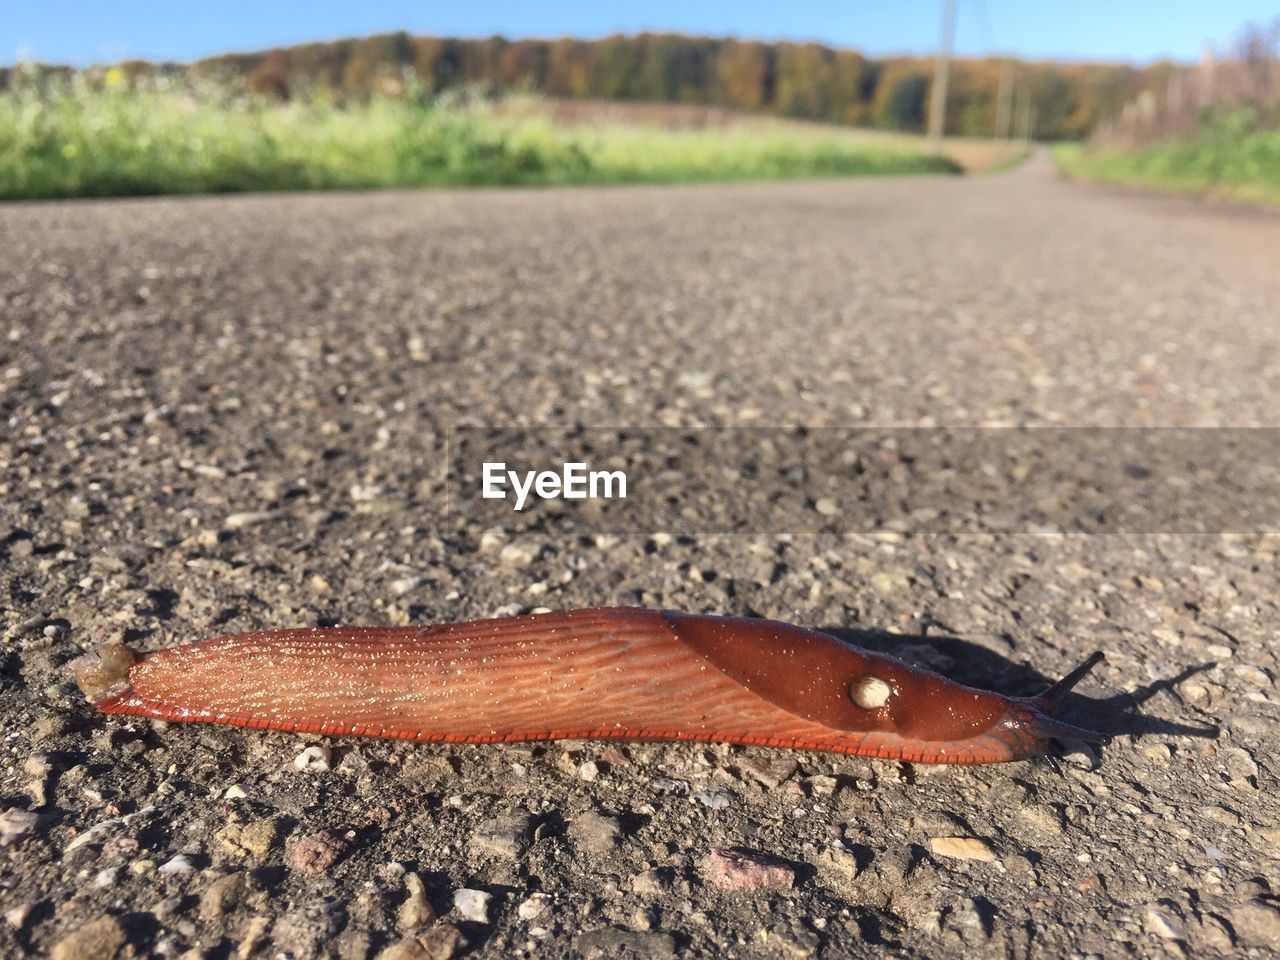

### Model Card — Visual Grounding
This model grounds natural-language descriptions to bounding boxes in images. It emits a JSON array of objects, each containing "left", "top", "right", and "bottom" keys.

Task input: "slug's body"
[{"left": 73, "top": 608, "right": 1105, "bottom": 764}]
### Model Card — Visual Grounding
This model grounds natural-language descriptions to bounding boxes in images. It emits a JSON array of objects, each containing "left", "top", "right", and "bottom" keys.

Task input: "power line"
[{"left": 970, "top": 0, "right": 996, "bottom": 53}]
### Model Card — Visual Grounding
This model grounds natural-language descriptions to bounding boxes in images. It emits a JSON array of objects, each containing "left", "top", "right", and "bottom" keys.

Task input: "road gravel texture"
[{"left": 3, "top": 152, "right": 1280, "bottom": 958}]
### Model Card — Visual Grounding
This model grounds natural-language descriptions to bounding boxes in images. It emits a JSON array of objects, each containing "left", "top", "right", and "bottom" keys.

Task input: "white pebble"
[
  {"left": 517, "top": 893, "right": 552, "bottom": 921},
  {"left": 158, "top": 855, "right": 195, "bottom": 875},
  {"left": 93, "top": 867, "right": 119, "bottom": 888},
  {"left": 224, "top": 783, "right": 248, "bottom": 799},
  {"left": 224, "top": 511, "right": 280, "bottom": 530},
  {"left": 693, "top": 789, "right": 732, "bottom": 810},
  {"left": 293, "top": 745, "right": 332, "bottom": 773},
  {"left": 453, "top": 888, "right": 492, "bottom": 923},
  {"left": 390, "top": 577, "right": 422, "bottom": 596}
]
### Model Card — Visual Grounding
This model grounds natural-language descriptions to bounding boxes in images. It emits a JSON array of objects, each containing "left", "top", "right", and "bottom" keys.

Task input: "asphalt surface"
[{"left": 3, "top": 151, "right": 1280, "bottom": 958}]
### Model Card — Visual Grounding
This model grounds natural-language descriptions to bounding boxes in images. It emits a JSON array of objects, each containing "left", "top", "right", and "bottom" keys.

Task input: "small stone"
[
  {"left": 453, "top": 889, "right": 492, "bottom": 924},
  {"left": 1232, "top": 900, "right": 1280, "bottom": 948},
  {"left": 89, "top": 554, "right": 127, "bottom": 574},
  {"left": 478, "top": 529, "right": 508, "bottom": 553},
  {"left": 390, "top": 577, "right": 422, "bottom": 596},
  {"left": 218, "top": 816, "right": 282, "bottom": 860},
  {"left": 693, "top": 789, "right": 733, "bottom": 810},
  {"left": 1222, "top": 747, "right": 1259, "bottom": 782},
  {"left": 871, "top": 571, "right": 910, "bottom": 595},
  {"left": 289, "top": 829, "right": 349, "bottom": 875},
  {"left": 224, "top": 511, "right": 280, "bottom": 530},
  {"left": 941, "top": 898, "right": 991, "bottom": 943},
  {"left": 737, "top": 757, "right": 797, "bottom": 789},
  {"left": 32, "top": 716, "right": 69, "bottom": 742},
  {"left": 1180, "top": 681, "right": 1212, "bottom": 707},
  {"left": 806, "top": 775, "right": 838, "bottom": 797},
  {"left": 376, "top": 926, "right": 464, "bottom": 960},
  {"left": 158, "top": 854, "right": 195, "bottom": 875},
  {"left": 469, "top": 814, "right": 530, "bottom": 860},
  {"left": 704, "top": 848, "right": 796, "bottom": 892},
  {"left": 577, "top": 760, "right": 600, "bottom": 782},
  {"left": 816, "top": 845, "right": 861, "bottom": 881},
  {"left": 418, "top": 925, "right": 464, "bottom": 959},
  {"left": 294, "top": 745, "right": 332, "bottom": 773},
  {"left": 224, "top": 784, "right": 248, "bottom": 800},
  {"left": 397, "top": 873, "right": 436, "bottom": 932},
  {"left": 928, "top": 837, "right": 998, "bottom": 863},
  {"left": 349, "top": 484, "right": 384, "bottom": 503},
  {"left": 237, "top": 916, "right": 271, "bottom": 959},
  {"left": 1199, "top": 914, "right": 1236, "bottom": 953},
  {"left": 1145, "top": 907, "right": 1181, "bottom": 940},
  {"left": 571, "top": 811, "right": 624, "bottom": 854},
  {"left": 499, "top": 541, "right": 539, "bottom": 569},
  {"left": 94, "top": 868, "right": 119, "bottom": 889},
  {"left": 1141, "top": 743, "right": 1172, "bottom": 763},
  {"left": 199, "top": 872, "right": 249, "bottom": 920},
  {"left": 52, "top": 915, "right": 126, "bottom": 960},
  {"left": 4, "top": 903, "right": 32, "bottom": 929},
  {"left": 0, "top": 808, "right": 38, "bottom": 847},
  {"left": 631, "top": 869, "right": 667, "bottom": 896},
  {"left": 814, "top": 498, "right": 839, "bottom": 517},
  {"left": 1234, "top": 663, "right": 1272, "bottom": 688},
  {"left": 517, "top": 893, "right": 552, "bottom": 921}
]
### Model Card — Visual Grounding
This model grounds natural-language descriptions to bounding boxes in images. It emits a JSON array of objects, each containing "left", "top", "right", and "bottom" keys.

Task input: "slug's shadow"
[{"left": 819, "top": 626, "right": 1220, "bottom": 752}]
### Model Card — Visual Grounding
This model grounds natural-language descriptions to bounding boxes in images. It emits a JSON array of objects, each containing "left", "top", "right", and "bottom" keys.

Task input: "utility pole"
[
  {"left": 927, "top": 0, "right": 957, "bottom": 151},
  {"left": 1017, "top": 86, "right": 1034, "bottom": 144},
  {"left": 994, "top": 58, "right": 1012, "bottom": 139}
]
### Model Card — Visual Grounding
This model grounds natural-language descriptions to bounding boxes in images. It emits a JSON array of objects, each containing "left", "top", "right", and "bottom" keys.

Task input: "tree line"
[{"left": 5, "top": 32, "right": 1175, "bottom": 140}]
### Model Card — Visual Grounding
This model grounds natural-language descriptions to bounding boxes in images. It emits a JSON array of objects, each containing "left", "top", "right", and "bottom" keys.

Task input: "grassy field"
[
  {"left": 1053, "top": 111, "right": 1280, "bottom": 205},
  {"left": 0, "top": 74, "right": 994, "bottom": 201}
]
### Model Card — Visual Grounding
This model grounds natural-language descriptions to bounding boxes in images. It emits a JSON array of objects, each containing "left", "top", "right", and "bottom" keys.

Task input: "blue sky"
[{"left": 7, "top": 1, "right": 1278, "bottom": 67}]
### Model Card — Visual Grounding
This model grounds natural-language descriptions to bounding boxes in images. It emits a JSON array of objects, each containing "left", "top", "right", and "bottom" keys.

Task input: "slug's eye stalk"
[
  {"left": 1017, "top": 651, "right": 1110, "bottom": 748},
  {"left": 1034, "top": 650, "right": 1107, "bottom": 710}
]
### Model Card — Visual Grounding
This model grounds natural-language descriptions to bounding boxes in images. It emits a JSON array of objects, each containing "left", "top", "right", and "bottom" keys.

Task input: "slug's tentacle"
[
  {"left": 1033, "top": 651, "right": 1107, "bottom": 710},
  {"left": 72, "top": 608, "right": 1109, "bottom": 765},
  {"left": 1025, "top": 651, "right": 1110, "bottom": 746}
]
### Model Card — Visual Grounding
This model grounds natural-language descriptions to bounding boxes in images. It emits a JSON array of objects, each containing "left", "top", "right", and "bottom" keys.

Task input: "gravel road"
[{"left": 3, "top": 151, "right": 1280, "bottom": 958}]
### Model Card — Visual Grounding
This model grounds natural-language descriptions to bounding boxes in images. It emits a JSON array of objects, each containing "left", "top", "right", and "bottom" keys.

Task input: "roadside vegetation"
[
  {"left": 1054, "top": 107, "right": 1280, "bottom": 205},
  {"left": 1055, "top": 18, "right": 1279, "bottom": 205},
  {"left": 0, "top": 70, "right": 972, "bottom": 201}
]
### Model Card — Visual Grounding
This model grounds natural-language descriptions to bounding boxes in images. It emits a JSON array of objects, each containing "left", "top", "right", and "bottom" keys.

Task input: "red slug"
[{"left": 72, "top": 607, "right": 1106, "bottom": 764}]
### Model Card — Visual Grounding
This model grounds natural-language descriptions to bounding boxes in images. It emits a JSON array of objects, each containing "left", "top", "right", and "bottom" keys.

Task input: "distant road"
[{"left": 5, "top": 150, "right": 1277, "bottom": 434}]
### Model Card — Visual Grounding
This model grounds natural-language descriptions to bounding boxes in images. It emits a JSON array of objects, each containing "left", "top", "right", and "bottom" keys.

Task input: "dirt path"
[{"left": 3, "top": 157, "right": 1278, "bottom": 957}]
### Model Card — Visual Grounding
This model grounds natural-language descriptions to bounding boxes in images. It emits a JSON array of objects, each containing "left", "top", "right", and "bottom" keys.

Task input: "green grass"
[
  {"left": 1052, "top": 112, "right": 1280, "bottom": 206},
  {"left": 0, "top": 76, "right": 961, "bottom": 201}
]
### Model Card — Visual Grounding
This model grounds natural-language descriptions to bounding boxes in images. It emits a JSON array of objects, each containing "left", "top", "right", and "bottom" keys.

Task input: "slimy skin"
[{"left": 72, "top": 608, "right": 1106, "bottom": 764}]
